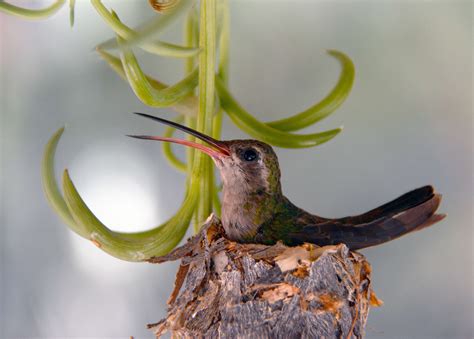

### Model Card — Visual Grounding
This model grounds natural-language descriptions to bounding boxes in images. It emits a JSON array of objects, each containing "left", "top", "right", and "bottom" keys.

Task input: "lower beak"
[{"left": 128, "top": 113, "right": 230, "bottom": 159}]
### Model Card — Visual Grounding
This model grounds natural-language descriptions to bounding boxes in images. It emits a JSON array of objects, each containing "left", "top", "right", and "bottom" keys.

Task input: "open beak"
[{"left": 128, "top": 112, "right": 230, "bottom": 159}]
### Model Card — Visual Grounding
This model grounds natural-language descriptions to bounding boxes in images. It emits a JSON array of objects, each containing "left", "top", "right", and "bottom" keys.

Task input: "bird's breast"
[
  {"left": 221, "top": 187, "right": 283, "bottom": 242},
  {"left": 221, "top": 204, "right": 259, "bottom": 241},
  {"left": 221, "top": 187, "right": 267, "bottom": 241}
]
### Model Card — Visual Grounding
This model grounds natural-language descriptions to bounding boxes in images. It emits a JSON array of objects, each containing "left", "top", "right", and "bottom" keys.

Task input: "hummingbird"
[{"left": 129, "top": 112, "right": 445, "bottom": 250}]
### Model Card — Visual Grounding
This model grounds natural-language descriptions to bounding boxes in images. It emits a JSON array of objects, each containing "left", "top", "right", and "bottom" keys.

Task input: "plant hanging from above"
[{"left": 2, "top": 0, "right": 355, "bottom": 260}]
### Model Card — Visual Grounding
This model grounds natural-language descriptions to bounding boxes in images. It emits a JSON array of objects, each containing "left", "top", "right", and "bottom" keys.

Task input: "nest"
[{"left": 147, "top": 215, "right": 382, "bottom": 338}]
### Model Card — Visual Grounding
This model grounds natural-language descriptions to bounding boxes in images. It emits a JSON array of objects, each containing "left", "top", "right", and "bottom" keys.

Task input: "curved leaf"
[
  {"left": 0, "top": 0, "right": 65, "bottom": 20},
  {"left": 266, "top": 50, "right": 354, "bottom": 132},
  {"left": 41, "top": 127, "right": 88, "bottom": 238},
  {"left": 62, "top": 169, "right": 198, "bottom": 261},
  {"left": 117, "top": 35, "right": 199, "bottom": 107},
  {"left": 96, "top": 48, "right": 198, "bottom": 117},
  {"left": 41, "top": 97, "right": 197, "bottom": 261},
  {"left": 216, "top": 78, "right": 342, "bottom": 148}
]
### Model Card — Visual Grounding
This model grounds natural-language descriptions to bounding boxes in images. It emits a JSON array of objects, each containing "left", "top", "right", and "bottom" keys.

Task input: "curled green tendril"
[
  {"left": 91, "top": 0, "right": 199, "bottom": 58},
  {"left": 42, "top": 127, "right": 198, "bottom": 261},
  {"left": 266, "top": 50, "right": 354, "bottom": 132},
  {"left": 0, "top": 0, "right": 65, "bottom": 20},
  {"left": 117, "top": 34, "right": 199, "bottom": 108},
  {"left": 162, "top": 116, "right": 188, "bottom": 173},
  {"left": 216, "top": 77, "right": 342, "bottom": 148}
]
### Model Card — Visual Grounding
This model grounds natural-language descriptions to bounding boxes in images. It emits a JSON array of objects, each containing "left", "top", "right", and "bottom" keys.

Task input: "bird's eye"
[{"left": 242, "top": 148, "right": 258, "bottom": 162}]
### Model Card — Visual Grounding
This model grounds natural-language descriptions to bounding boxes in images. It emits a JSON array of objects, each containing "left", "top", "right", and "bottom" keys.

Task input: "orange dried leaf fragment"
[
  {"left": 260, "top": 283, "right": 300, "bottom": 304},
  {"left": 318, "top": 293, "right": 344, "bottom": 314},
  {"left": 369, "top": 291, "right": 384, "bottom": 307}
]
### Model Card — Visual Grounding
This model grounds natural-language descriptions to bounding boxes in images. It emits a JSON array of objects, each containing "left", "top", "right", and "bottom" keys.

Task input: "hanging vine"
[{"left": 1, "top": 0, "right": 355, "bottom": 261}]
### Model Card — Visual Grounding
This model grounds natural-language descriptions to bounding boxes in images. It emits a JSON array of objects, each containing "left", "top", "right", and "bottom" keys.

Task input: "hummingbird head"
[
  {"left": 214, "top": 139, "right": 282, "bottom": 195},
  {"left": 129, "top": 113, "right": 282, "bottom": 196}
]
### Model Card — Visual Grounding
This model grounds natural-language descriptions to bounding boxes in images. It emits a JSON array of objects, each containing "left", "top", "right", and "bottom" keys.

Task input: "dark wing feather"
[{"left": 287, "top": 188, "right": 445, "bottom": 250}]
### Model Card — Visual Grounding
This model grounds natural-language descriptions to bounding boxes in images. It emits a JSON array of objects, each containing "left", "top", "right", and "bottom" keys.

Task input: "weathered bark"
[{"left": 147, "top": 215, "right": 381, "bottom": 338}]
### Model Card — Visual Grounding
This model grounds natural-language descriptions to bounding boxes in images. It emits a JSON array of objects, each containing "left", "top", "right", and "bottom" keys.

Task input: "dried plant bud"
[{"left": 149, "top": 0, "right": 179, "bottom": 13}]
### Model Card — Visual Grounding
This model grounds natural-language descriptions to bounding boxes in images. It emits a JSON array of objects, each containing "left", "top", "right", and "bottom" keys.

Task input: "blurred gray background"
[{"left": 1, "top": 0, "right": 472, "bottom": 338}]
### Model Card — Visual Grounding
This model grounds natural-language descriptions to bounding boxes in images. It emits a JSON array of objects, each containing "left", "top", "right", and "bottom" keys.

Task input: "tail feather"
[
  {"left": 347, "top": 193, "right": 444, "bottom": 249},
  {"left": 288, "top": 187, "right": 445, "bottom": 250},
  {"left": 413, "top": 213, "right": 446, "bottom": 233},
  {"left": 335, "top": 185, "right": 435, "bottom": 225}
]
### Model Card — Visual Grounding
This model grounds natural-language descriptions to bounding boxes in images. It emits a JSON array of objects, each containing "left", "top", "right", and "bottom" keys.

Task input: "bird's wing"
[{"left": 287, "top": 187, "right": 445, "bottom": 250}]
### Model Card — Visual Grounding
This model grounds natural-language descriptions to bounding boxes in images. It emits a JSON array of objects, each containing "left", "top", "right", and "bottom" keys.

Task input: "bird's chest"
[{"left": 221, "top": 190, "right": 272, "bottom": 242}]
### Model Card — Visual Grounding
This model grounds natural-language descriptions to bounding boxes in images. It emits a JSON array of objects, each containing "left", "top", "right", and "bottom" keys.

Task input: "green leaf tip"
[
  {"left": 0, "top": 0, "right": 65, "bottom": 20},
  {"left": 41, "top": 127, "right": 89, "bottom": 238},
  {"left": 69, "top": 0, "right": 75, "bottom": 27}
]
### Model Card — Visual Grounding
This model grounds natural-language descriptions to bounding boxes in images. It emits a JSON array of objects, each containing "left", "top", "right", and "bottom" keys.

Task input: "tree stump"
[{"left": 147, "top": 215, "right": 381, "bottom": 338}]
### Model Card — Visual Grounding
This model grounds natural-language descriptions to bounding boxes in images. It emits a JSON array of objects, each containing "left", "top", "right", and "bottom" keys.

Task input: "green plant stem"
[
  {"left": 162, "top": 116, "right": 187, "bottom": 172},
  {"left": 184, "top": 9, "right": 199, "bottom": 177},
  {"left": 184, "top": 7, "right": 199, "bottom": 228},
  {"left": 192, "top": 0, "right": 216, "bottom": 232},
  {"left": 217, "top": 0, "right": 230, "bottom": 85},
  {"left": 210, "top": 0, "right": 229, "bottom": 217}
]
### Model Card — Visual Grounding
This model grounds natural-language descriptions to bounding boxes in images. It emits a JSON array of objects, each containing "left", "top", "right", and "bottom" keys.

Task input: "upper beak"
[{"left": 128, "top": 112, "right": 230, "bottom": 158}]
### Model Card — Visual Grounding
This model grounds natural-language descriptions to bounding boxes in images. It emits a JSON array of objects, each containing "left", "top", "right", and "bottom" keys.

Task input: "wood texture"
[{"left": 148, "top": 215, "right": 381, "bottom": 338}]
